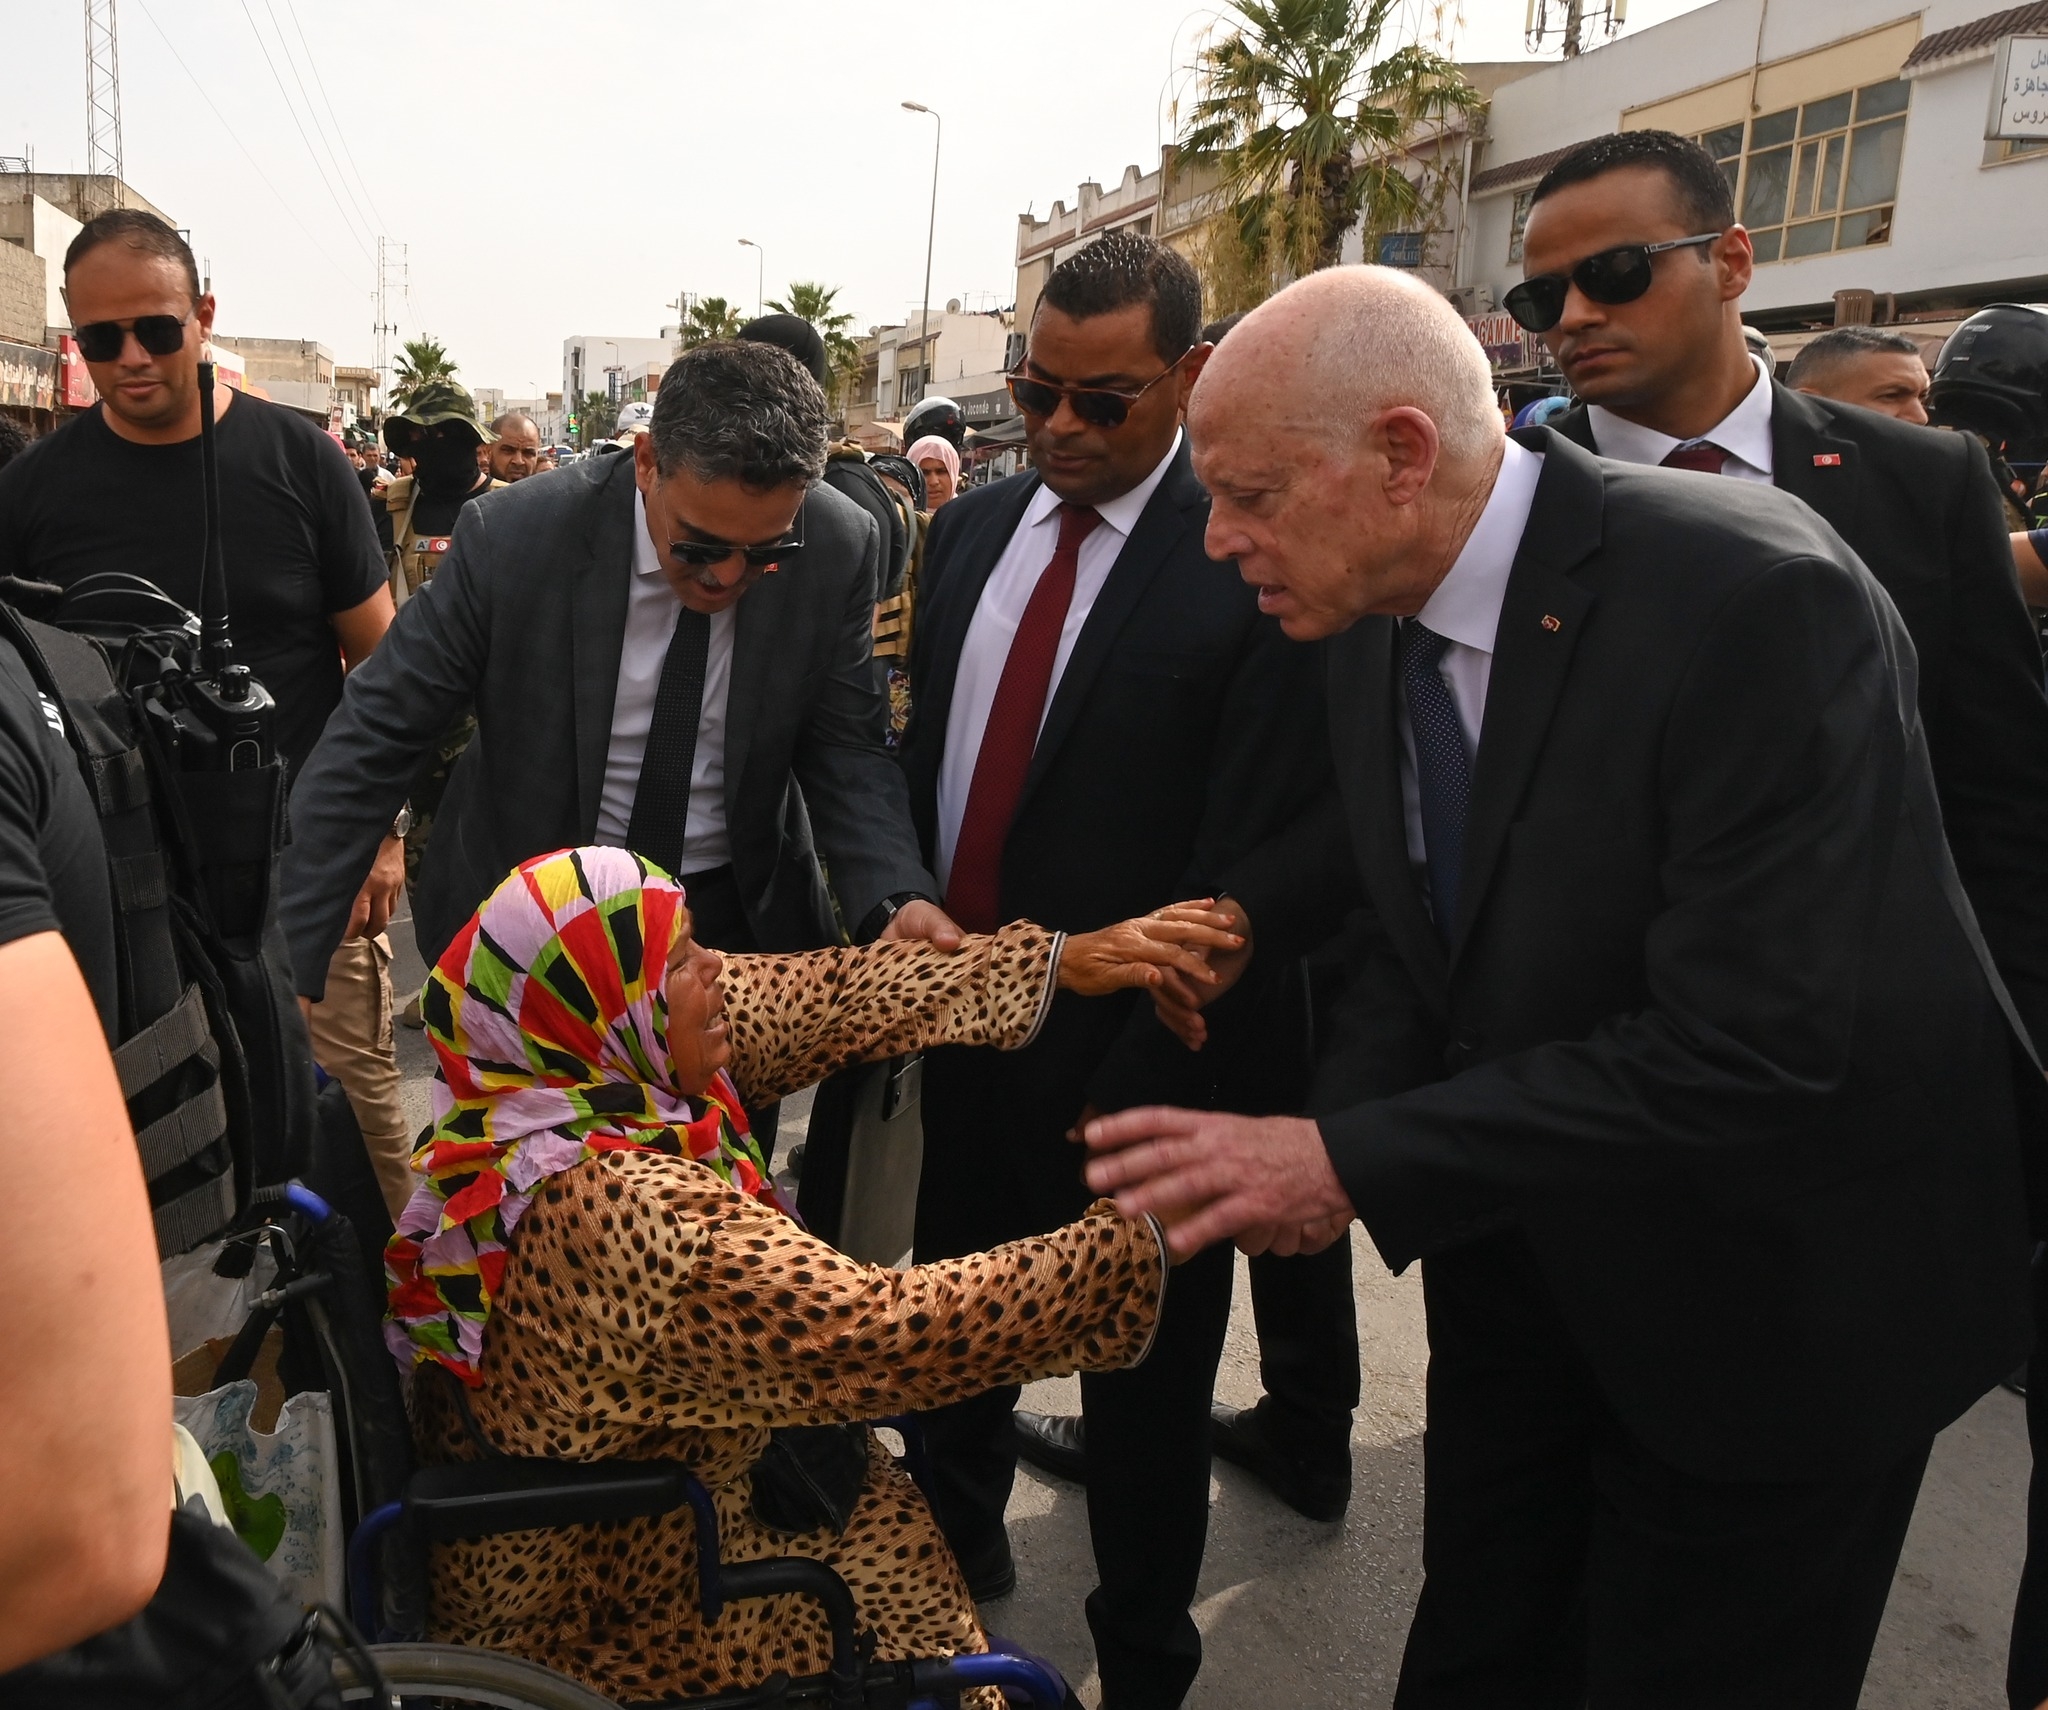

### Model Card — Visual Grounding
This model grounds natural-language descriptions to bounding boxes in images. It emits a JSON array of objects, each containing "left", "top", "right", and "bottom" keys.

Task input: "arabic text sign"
[{"left": 1988, "top": 35, "right": 2048, "bottom": 140}]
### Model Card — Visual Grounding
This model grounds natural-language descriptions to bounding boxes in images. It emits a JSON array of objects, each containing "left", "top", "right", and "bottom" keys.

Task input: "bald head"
[
  {"left": 487, "top": 412, "right": 544, "bottom": 482},
  {"left": 1193, "top": 267, "right": 1507, "bottom": 639}
]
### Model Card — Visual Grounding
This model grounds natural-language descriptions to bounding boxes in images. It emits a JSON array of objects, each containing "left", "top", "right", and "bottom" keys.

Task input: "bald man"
[
  {"left": 486, "top": 411, "right": 544, "bottom": 482},
  {"left": 1086, "top": 266, "right": 2035, "bottom": 1707}
]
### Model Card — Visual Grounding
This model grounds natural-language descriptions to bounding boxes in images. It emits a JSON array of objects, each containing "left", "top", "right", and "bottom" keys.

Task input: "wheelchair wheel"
[{"left": 334, "top": 1642, "right": 618, "bottom": 1708}]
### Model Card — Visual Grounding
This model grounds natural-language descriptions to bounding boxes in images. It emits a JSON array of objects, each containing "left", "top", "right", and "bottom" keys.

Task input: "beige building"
[
  {"left": 844, "top": 306, "right": 1015, "bottom": 446},
  {"left": 214, "top": 336, "right": 337, "bottom": 425}
]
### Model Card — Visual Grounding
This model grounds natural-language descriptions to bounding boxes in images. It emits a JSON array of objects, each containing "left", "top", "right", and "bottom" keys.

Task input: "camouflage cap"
[{"left": 383, "top": 379, "right": 493, "bottom": 450}]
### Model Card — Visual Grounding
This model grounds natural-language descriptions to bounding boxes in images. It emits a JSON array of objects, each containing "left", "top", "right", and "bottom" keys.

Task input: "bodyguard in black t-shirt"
[{"left": 0, "top": 209, "right": 414, "bottom": 1213}]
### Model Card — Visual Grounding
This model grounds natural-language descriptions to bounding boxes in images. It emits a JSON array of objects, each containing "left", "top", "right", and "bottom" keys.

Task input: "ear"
[
  {"left": 1374, "top": 406, "right": 1442, "bottom": 506},
  {"left": 1176, "top": 342, "right": 1214, "bottom": 415},
  {"left": 196, "top": 292, "right": 218, "bottom": 334},
  {"left": 1714, "top": 227, "right": 1755, "bottom": 303},
  {"left": 633, "top": 432, "right": 660, "bottom": 494}
]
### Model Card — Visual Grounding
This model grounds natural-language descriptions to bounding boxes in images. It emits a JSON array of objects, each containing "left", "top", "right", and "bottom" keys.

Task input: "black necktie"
[
  {"left": 627, "top": 606, "right": 711, "bottom": 877},
  {"left": 1401, "top": 618, "right": 1471, "bottom": 936}
]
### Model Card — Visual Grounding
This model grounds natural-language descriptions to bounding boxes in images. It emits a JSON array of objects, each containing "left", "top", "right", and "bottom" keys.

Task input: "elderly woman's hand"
[{"left": 1055, "top": 902, "right": 1245, "bottom": 998}]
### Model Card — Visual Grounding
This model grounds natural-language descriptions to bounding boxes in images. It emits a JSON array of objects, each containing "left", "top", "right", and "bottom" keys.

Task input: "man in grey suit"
[{"left": 281, "top": 340, "right": 954, "bottom": 1044}]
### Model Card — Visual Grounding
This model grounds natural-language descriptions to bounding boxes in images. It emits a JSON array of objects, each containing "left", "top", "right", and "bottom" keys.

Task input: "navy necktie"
[{"left": 1401, "top": 619, "right": 1472, "bottom": 936}]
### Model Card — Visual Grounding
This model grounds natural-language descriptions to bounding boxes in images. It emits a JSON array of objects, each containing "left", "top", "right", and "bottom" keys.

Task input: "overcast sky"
[{"left": 9, "top": 0, "right": 1710, "bottom": 398}]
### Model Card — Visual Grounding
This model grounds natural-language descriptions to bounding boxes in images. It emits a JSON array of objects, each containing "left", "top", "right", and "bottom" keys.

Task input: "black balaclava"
[{"left": 413, "top": 424, "right": 485, "bottom": 498}]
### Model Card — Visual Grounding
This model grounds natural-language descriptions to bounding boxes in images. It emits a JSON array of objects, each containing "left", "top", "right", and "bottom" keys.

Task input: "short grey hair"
[
  {"left": 1784, "top": 325, "right": 1923, "bottom": 388},
  {"left": 648, "top": 340, "right": 828, "bottom": 488}
]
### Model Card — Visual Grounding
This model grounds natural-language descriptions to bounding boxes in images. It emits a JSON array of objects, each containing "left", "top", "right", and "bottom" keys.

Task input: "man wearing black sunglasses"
[
  {"left": 280, "top": 340, "right": 943, "bottom": 1119},
  {"left": 897, "top": 232, "right": 1330, "bottom": 1709}
]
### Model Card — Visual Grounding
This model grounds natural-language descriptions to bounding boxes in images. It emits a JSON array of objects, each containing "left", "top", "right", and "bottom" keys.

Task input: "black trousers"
[
  {"left": 921, "top": 1242, "right": 1233, "bottom": 1710},
  {"left": 680, "top": 863, "right": 779, "bottom": 1157},
  {"left": 1400, "top": 1235, "right": 1929, "bottom": 1710},
  {"left": 1242, "top": 1241, "right": 1359, "bottom": 1464}
]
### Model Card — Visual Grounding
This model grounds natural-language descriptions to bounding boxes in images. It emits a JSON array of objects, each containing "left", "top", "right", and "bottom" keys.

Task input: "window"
[
  {"left": 1698, "top": 124, "right": 1743, "bottom": 200},
  {"left": 1726, "top": 78, "right": 1908, "bottom": 264},
  {"left": 1508, "top": 189, "right": 1532, "bottom": 263}
]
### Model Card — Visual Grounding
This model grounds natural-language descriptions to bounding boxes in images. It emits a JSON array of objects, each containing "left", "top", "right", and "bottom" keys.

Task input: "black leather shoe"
[
  {"left": 1210, "top": 1401, "right": 1350, "bottom": 1523},
  {"left": 1013, "top": 1410, "right": 1087, "bottom": 1484},
  {"left": 953, "top": 1529, "right": 1016, "bottom": 1603}
]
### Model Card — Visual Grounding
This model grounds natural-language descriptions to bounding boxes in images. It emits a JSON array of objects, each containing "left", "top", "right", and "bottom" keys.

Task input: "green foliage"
[
  {"left": 389, "top": 335, "right": 457, "bottom": 407},
  {"left": 1176, "top": 0, "right": 1484, "bottom": 311},
  {"left": 768, "top": 280, "right": 864, "bottom": 413},
  {"left": 679, "top": 295, "right": 746, "bottom": 347},
  {"left": 577, "top": 390, "right": 619, "bottom": 449}
]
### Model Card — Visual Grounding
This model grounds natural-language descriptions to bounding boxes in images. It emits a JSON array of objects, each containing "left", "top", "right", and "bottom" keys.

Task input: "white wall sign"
[{"left": 1988, "top": 35, "right": 2048, "bottom": 140}]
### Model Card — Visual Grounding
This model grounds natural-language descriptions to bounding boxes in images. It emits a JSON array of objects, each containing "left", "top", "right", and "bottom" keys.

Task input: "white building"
[
  {"left": 562, "top": 333, "right": 676, "bottom": 414},
  {"left": 1459, "top": 0, "right": 2048, "bottom": 367}
]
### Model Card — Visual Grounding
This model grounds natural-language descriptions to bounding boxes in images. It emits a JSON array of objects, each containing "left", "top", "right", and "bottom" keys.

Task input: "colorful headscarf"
[{"left": 384, "top": 846, "right": 790, "bottom": 1385}]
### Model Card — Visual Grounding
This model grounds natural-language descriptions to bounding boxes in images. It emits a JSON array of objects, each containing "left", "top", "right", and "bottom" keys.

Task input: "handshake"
[{"left": 1076, "top": 895, "right": 1359, "bottom": 1264}]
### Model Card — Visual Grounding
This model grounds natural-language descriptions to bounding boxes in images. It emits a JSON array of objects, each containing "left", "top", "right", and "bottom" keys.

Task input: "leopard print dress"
[{"left": 413, "top": 923, "right": 1167, "bottom": 1704}]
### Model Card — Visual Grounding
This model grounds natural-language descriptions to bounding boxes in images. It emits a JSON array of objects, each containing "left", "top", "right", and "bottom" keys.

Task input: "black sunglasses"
[
  {"left": 667, "top": 508, "right": 804, "bottom": 573},
  {"left": 1503, "top": 233, "right": 1723, "bottom": 333},
  {"left": 73, "top": 313, "right": 192, "bottom": 364},
  {"left": 1006, "top": 348, "right": 1192, "bottom": 429}
]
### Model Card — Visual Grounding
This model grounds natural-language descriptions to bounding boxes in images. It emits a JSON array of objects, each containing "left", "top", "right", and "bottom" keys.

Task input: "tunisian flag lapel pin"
[
  {"left": 1541, "top": 614, "right": 1562, "bottom": 632},
  {"left": 1812, "top": 453, "right": 1844, "bottom": 466}
]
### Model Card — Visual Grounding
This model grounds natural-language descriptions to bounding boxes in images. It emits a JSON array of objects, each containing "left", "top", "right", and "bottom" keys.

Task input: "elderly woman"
[
  {"left": 385, "top": 846, "right": 1235, "bottom": 1705},
  {"left": 905, "top": 433, "right": 960, "bottom": 508}
]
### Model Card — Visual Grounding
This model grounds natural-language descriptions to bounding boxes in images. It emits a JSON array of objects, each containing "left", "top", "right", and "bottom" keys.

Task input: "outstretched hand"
[
  {"left": 1057, "top": 901, "right": 1245, "bottom": 998},
  {"left": 1080, "top": 1105, "right": 1355, "bottom": 1261},
  {"left": 1148, "top": 895, "right": 1253, "bottom": 1051}
]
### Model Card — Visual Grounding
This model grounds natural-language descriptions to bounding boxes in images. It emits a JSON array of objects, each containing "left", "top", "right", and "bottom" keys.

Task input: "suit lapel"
[
  {"left": 1022, "top": 441, "right": 1205, "bottom": 800},
  {"left": 1767, "top": 382, "right": 1860, "bottom": 530},
  {"left": 572, "top": 457, "right": 637, "bottom": 838},
  {"left": 1449, "top": 431, "right": 1602, "bottom": 954},
  {"left": 1335, "top": 618, "right": 1448, "bottom": 994}
]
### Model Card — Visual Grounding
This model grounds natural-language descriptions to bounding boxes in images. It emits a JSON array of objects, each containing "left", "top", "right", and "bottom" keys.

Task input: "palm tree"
[
  {"left": 679, "top": 296, "right": 746, "bottom": 347},
  {"left": 390, "top": 336, "right": 457, "bottom": 406},
  {"left": 768, "top": 280, "right": 863, "bottom": 410},
  {"left": 1176, "top": 0, "right": 1483, "bottom": 310}
]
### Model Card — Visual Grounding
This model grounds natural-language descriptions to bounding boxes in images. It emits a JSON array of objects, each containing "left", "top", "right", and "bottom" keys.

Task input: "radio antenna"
[{"left": 196, "top": 360, "right": 232, "bottom": 672}]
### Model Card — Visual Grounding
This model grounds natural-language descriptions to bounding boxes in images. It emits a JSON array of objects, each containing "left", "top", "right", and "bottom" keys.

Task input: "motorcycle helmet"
[
  {"left": 902, "top": 395, "right": 965, "bottom": 453},
  {"left": 1929, "top": 304, "right": 2048, "bottom": 445}
]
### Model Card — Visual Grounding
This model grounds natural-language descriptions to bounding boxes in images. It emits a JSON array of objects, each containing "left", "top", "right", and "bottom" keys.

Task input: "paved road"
[{"left": 387, "top": 913, "right": 2032, "bottom": 1708}]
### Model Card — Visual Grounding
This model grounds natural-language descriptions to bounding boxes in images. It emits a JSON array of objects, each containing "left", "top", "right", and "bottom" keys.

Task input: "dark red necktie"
[
  {"left": 1661, "top": 441, "right": 1728, "bottom": 475},
  {"left": 946, "top": 503, "right": 1101, "bottom": 932}
]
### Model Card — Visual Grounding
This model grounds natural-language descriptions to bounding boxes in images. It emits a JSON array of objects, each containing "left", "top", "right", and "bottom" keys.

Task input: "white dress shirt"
[
  {"left": 1398, "top": 436, "right": 1545, "bottom": 872},
  {"left": 934, "top": 430, "right": 1184, "bottom": 890},
  {"left": 1585, "top": 353, "right": 1776, "bottom": 482},
  {"left": 592, "top": 489, "right": 736, "bottom": 873}
]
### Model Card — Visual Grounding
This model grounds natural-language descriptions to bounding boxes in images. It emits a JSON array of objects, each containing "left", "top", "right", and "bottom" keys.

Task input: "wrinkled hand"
[
  {"left": 1149, "top": 895, "right": 1253, "bottom": 1051},
  {"left": 1057, "top": 902, "right": 1244, "bottom": 998},
  {"left": 1081, "top": 1106, "right": 1354, "bottom": 1261},
  {"left": 879, "top": 899, "right": 964, "bottom": 952},
  {"left": 346, "top": 835, "right": 406, "bottom": 941}
]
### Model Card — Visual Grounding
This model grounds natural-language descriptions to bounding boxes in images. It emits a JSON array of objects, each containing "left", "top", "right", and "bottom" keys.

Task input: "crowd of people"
[{"left": 5, "top": 121, "right": 2048, "bottom": 1710}]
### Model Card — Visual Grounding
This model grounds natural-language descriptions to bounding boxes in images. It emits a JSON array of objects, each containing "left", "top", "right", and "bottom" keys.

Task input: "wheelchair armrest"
[{"left": 405, "top": 1457, "right": 693, "bottom": 1542}]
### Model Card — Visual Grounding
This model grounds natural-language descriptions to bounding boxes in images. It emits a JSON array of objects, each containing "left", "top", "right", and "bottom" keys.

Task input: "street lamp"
[
  {"left": 902, "top": 101, "right": 940, "bottom": 414},
  {"left": 738, "top": 238, "right": 763, "bottom": 317}
]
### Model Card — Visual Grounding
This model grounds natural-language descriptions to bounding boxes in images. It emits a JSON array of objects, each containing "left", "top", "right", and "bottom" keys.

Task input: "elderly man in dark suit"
[
  {"left": 899, "top": 232, "right": 1329, "bottom": 1709},
  {"left": 282, "top": 341, "right": 950, "bottom": 1055},
  {"left": 1092, "top": 264, "right": 2036, "bottom": 1708}
]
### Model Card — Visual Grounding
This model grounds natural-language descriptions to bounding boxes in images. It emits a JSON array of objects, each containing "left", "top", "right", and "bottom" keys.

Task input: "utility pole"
[
  {"left": 83, "top": 0, "right": 123, "bottom": 214},
  {"left": 902, "top": 102, "right": 941, "bottom": 415},
  {"left": 374, "top": 236, "right": 405, "bottom": 409},
  {"left": 1562, "top": 0, "right": 1586, "bottom": 56}
]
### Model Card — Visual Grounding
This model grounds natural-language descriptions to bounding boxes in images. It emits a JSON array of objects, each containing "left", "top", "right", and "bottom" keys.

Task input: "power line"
[
  {"left": 258, "top": 0, "right": 381, "bottom": 251},
  {"left": 234, "top": 0, "right": 373, "bottom": 260},
  {"left": 129, "top": 0, "right": 362, "bottom": 282},
  {"left": 275, "top": 0, "right": 392, "bottom": 236}
]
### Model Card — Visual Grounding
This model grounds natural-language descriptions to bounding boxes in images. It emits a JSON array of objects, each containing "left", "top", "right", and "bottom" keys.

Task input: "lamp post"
[
  {"left": 902, "top": 101, "right": 940, "bottom": 414},
  {"left": 738, "top": 238, "right": 763, "bottom": 317}
]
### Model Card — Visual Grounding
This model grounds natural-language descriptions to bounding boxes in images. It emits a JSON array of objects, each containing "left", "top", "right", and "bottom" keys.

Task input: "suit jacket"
[
  {"left": 1232, "top": 430, "right": 2034, "bottom": 1483},
  {"left": 280, "top": 450, "right": 934, "bottom": 996},
  {"left": 900, "top": 439, "right": 1331, "bottom": 1248},
  {"left": 1552, "top": 383, "right": 2048, "bottom": 1056}
]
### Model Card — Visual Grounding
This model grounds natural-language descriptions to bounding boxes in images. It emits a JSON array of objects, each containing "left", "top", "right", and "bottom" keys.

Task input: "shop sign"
[
  {"left": 0, "top": 340, "right": 59, "bottom": 411},
  {"left": 1466, "top": 312, "right": 1534, "bottom": 370}
]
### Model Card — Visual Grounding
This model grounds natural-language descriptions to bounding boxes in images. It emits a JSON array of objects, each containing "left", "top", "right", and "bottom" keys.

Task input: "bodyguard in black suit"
[
  {"left": 900, "top": 234, "right": 1328, "bottom": 1709},
  {"left": 1090, "top": 267, "right": 2036, "bottom": 1705},
  {"left": 282, "top": 342, "right": 946, "bottom": 1004},
  {"left": 1517, "top": 132, "right": 2048, "bottom": 1057}
]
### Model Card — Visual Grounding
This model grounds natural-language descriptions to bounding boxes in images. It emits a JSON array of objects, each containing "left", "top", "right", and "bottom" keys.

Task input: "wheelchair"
[{"left": 223, "top": 1179, "right": 1071, "bottom": 1709}]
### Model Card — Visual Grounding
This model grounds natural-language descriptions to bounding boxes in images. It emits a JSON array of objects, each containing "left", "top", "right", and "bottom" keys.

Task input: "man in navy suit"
[{"left": 900, "top": 233, "right": 1329, "bottom": 1709}]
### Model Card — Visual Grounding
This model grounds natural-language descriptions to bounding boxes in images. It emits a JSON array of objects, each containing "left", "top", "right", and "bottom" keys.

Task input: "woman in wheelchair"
[{"left": 384, "top": 846, "right": 1231, "bottom": 1704}]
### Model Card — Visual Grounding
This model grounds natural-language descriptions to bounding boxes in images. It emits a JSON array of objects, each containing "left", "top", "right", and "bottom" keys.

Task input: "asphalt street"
[{"left": 387, "top": 910, "right": 2031, "bottom": 1708}]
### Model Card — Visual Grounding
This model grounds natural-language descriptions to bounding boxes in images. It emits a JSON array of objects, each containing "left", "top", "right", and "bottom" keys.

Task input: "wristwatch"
[
  {"left": 858, "top": 890, "right": 934, "bottom": 942},
  {"left": 390, "top": 804, "right": 414, "bottom": 840}
]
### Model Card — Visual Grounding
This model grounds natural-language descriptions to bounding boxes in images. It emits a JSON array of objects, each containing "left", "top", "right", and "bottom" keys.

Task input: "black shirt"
[
  {"left": 0, "top": 636, "right": 117, "bottom": 1037},
  {"left": 0, "top": 395, "right": 387, "bottom": 772}
]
